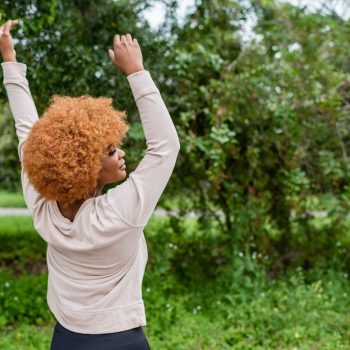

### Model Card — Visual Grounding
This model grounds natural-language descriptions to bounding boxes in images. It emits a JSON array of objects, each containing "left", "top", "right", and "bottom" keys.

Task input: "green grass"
[
  {"left": 0, "top": 190, "right": 25, "bottom": 208},
  {"left": 0, "top": 216, "right": 46, "bottom": 274},
  {"left": 0, "top": 190, "right": 183, "bottom": 209},
  {"left": 0, "top": 324, "right": 54, "bottom": 350},
  {"left": 0, "top": 215, "right": 34, "bottom": 232}
]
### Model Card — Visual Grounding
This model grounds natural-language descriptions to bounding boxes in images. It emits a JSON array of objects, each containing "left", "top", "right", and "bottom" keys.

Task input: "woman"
[{"left": 0, "top": 19, "right": 180, "bottom": 349}]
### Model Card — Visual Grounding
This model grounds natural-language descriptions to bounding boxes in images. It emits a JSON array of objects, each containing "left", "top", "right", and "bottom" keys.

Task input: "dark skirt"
[{"left": 50, "top": 321, "right": 151, "bottom": 350}]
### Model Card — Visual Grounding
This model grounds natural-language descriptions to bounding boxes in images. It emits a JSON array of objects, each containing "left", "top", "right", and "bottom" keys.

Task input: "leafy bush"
[
  {"left": 0, "top": 217, "right": 47, "bottom": 274},
  {"left": 160, "top": 0, "right": 350, "bottom": 275},
  {"left": 0, "top": 271, "right": 54, "bottom": 329},
  {"left": 1, "top": 0, "right": 350, "bottom": 276}
]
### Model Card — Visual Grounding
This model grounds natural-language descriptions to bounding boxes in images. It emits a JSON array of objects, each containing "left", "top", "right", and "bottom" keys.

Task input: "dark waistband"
[{"left": 55, "top": 321, "right": 143, "bottom": 338}]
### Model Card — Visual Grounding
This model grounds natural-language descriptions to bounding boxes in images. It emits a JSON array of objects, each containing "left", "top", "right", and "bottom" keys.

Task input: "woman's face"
[{"left": 98, "top": 145, "right": 127, "bottom": 185}]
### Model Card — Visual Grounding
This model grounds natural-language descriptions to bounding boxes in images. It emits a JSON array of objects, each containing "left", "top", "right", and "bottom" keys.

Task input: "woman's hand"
[
  {"left": 108, "top": 33, "right": 144, "bottom": 76},
  {"left": 0, "top": 19, "right": 20, "bottom": 62}
]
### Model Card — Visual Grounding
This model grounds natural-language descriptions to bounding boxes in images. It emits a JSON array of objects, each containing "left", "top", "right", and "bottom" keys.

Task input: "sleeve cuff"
[
  {"left": 1, "top": 62, "right": 27, "bottom": 81},
  {"left": 127, "top": 70, "right": 159, "bottom": 101}
]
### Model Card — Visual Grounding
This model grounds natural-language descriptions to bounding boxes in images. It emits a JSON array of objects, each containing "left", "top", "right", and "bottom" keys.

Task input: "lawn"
[{"left": 0, "top": 190, "right": 26, "bottom": 208}]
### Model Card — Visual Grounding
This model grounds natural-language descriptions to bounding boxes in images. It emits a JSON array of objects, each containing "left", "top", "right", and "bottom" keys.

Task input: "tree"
[
  {"left": 0, "top": 0, "right": 167, "bottom": 189},
  {"left": 160, "top": 0, "right": 350, "bottom": 275}
]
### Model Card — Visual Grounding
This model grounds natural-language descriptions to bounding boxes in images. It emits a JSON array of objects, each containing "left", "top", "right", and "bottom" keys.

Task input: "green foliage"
[
  {"left": 0, "top": 215, "right": 349, "bottom": 347},
  {"left": 0, "top": 0, "right": 163, "bottom": 112},
  {"left": 159, "top": 0, "right": 350, "bottom": 275},
  {"left": 217, "top": 267, "right": 350, "bottom": 349},
  {"left": 0, "top": 104, "right": 21, "bottom": 192},
  {"left": 0, "top": 324, "right": 53, "bottom": 350},
  {"left": 0, "top": 0, "right": 166, "bottom": 189},
  {"left": 0, "top": 271, "right": 55, "bottom": 328},
  {"left": 0, "top": 217, "right": 47, "bottom": 274},
  {"left": 1, "top": 0, "right": 350, "bottom": 279},
  {"left": 1, "top": 254, "right": 350, "bottom": 348}
]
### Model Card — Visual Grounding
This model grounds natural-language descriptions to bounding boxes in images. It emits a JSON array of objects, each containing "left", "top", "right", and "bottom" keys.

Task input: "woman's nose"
[{"left": 118, "top": 149, "right": 125, "bottom": 158}]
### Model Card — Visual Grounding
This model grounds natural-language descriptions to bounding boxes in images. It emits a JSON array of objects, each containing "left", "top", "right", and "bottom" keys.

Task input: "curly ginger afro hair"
[{"left": 22, "top": 95, "right": 129, "bottom": 206}]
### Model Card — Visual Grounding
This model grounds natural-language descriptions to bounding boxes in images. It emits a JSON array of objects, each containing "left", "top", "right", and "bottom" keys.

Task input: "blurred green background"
[{"left": 0, "top": 0, "right": 350, "bottom": 348}]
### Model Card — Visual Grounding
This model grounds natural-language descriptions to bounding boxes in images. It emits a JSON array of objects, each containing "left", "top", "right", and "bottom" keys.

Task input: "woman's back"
[
  {"left": 3, "top": 66, "right": 180, "bottom": 335},
  {"left": 1, "top": 24, "right": 180, "bottom": 347}
]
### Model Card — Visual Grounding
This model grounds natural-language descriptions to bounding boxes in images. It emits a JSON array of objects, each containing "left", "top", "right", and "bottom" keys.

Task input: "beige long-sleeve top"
[{"left": 1, "top": 61, "right": 180, "bottom": 334}]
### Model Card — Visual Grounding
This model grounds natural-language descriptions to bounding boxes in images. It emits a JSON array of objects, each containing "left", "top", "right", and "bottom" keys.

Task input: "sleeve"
[
  {"left": 102, "top": 70, "right": 180, "bottom": 228},
  {"left": 1, "top": 62, "right": 45, "bottom": 217}
]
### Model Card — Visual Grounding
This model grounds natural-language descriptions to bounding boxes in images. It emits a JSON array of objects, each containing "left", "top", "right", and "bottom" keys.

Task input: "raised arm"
[
  {"left": 1, "top": 19, "right": 44, "bottom": 216},
  {"left": 102, "top": 33, "right": 180, "bottom": 228},
  {"left": 0, "top": 19, "right": 40, "bottom": 161}
]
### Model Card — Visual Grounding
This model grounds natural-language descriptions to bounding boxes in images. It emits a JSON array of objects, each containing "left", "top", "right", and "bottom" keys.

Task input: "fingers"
[
  {"left": 108, "top": 48, "right": 115, "bottom": 62},
  {"left": 2, "top": 19, "right": 20, "bottom": 36},
  {"left": 114, "top": 34, "right": 120, "bottom": 47},
  {"left": 121, "top": 35, "right": 127, "bottom": 45},
  {"left": 3, "top": 20, "right": 11, "bottom": 35},
  {"left": 126, "top": 34, "right": 132, "bottom": 43},
  {"left": 113, "top": 33, "right": 138, "bottom": 47}
]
